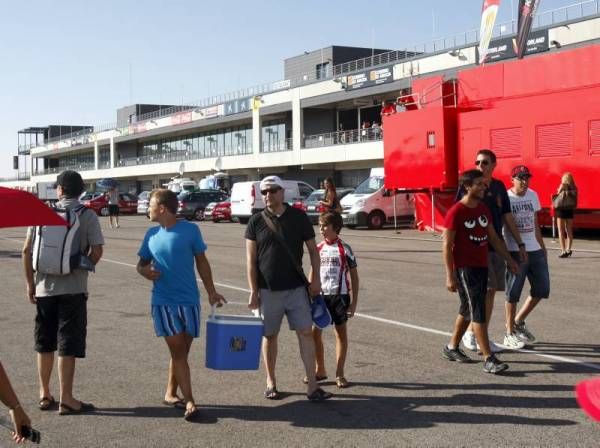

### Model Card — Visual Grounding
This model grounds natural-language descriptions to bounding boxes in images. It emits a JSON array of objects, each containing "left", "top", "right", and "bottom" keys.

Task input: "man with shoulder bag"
[{"left": 245, "top": 176, "right": 332, "bottom": 402}]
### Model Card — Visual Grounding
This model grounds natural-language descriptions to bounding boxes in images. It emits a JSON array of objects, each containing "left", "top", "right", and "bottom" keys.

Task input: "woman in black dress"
[
  {"left": 555, "top": 172, "right": 577, "bottom": 258},
  {"left": 319, "top": 177, "right": 341, "bottom": 213}
]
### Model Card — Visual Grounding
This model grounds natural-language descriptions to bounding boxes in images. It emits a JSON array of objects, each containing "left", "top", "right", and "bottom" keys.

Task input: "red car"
[
  {"left": 81, "top": 192, "right": 138, "bottom": 216},
  {"left": 203, "top": 200, "right": 232, "bottom": 222}
]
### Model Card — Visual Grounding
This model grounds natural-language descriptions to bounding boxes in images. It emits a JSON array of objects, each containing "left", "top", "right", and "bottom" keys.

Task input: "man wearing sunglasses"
[
  {"left": 245, "top": 175, "right": 332, "bottom": 402},
  {"left": 456, "top": 149, "right": 526, "bottom": 353}
]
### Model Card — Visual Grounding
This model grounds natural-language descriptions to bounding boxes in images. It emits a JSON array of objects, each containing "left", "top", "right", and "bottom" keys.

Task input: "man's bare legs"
[
  {"left": 37, "top": 352, "right": 54, "bottom": 402},
  {"left": 164, "top": 336, "right": 192, "bottom": 404},
  {"left": 164, "top": 333, "right": 195, "bottom": 414},
  {"left": 263, "top": 334, "right": 278, "bottom": 391},
  {"left": 296, "top": 329, "right": 318, "bottom": 395},
  {"left": 58, "top": 356, "right": 82, "bottom": 409}
]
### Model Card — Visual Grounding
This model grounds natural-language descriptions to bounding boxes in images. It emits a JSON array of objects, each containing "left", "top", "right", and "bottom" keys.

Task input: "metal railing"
[
  {"left": 34, "top": 163, "right": 95, "bottom": 176},
  {"left": 116, "top": 145, "right": 254, "bottom": 168},
  {"left": 22, "top": 0, "right": 599, "bottom": 152},
  {"left": 303, "top": 127, "right": 383, "bottom": 149},
  {"left": 261, "top": 138, "right": 293, "bottom": 153},
  {"left": 0, "top": 173, "right": 31, "bottom": 182}
]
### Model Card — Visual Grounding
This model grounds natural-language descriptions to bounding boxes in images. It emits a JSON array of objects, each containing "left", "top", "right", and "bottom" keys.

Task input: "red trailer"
[{"left": 384, "top": 43, "right": 600, "bottom": 231}]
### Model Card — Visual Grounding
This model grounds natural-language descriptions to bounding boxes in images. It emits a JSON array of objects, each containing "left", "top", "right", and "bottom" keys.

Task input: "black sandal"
[
  {"left": 302, "top": 375, "right": 328, "bottom": 384},
  {"left": 184, "top": 406, "right": 201, "bottom": 422},
  {"left": 307, "top": 387, "right": 333, "bottom": 402},
  {"left": 58, "top": 401, "right": 95, "bottom": 415},
  {"left": 38, "top": 396, "right": 56, "bottom": 411},
  {"left": 264, "top": 386, "right": 281, "bottom": 400}
]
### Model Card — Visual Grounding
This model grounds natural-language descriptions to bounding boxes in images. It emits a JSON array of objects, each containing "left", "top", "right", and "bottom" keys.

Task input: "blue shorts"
[
  {"left": 152, "top": 304, "right": 200, "bottom": 338},
  {"left": 505, "top": 250, "right": 550, "bottom": 303}
]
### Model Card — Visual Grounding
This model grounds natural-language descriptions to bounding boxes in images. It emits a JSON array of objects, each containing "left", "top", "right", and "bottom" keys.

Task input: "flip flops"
[
  {"left": 302, "top": 375, "right": 328, "bottom": 384},
  {"left": 183, "top": 406, "right": 201, "bottom": 422},
  {"left": 336, "top": 377, "right": 349, "bottom": 388},
  {"left": 58, "top": 401, "right": 95, "bottom": 415},
  {"left": 264, "top": 386, "right": 281, "bottom": 400},
  {"left": 38, "top": 396, "right": 57, "bottom": 411},
  {"left": 162, "top": 398, "right": 186, "bottom": 409},
  {"left": 307, "top": 387, "right": 333, "bottom": 402}
]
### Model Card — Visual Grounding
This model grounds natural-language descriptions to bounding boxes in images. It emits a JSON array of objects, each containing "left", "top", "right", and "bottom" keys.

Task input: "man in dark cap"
[{"left": 22, "top": 170, "right": 105, "bottom": 415}]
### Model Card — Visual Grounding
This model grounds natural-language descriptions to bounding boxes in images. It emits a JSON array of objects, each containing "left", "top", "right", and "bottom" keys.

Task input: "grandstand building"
[{"left": 4, "top": 1, "right": 600, "bottom": 193}]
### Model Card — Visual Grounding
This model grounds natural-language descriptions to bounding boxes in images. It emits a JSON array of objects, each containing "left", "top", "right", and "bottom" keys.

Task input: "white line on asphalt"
[
  {"left": 101, "top": 258, "right": 600, "bottom": 372},
  {"left": 2, "top": 236, "right": 599, "bottom": 371}
]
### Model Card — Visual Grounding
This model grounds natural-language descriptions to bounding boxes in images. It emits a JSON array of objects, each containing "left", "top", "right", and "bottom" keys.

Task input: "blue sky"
[{"left": 0, "top": 0, "right": 579, "bottom": 177}]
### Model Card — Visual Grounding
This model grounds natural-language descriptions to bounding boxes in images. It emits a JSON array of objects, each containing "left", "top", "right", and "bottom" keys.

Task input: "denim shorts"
[{"left": 505, "top": 250, "right": 550, "bottom": 303}]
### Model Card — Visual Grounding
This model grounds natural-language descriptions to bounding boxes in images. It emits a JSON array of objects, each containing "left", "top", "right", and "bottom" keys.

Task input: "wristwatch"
[{"left": 518, "top": 243, "right": 526, "bottom": 248}]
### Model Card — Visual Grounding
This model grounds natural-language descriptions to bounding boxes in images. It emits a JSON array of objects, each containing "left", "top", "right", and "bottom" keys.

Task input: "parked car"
[
  {"left": 137, "top": 191, "right": 151, "bottom": 215},
  {"left": 177, "top": 190, "right": 228, "bottom": 221},
  {"left": 302, "top": 188, "right": 355, "bottom": 224},
  {"left": 204, "top": 199, "right": 232, "bottom": 222},
  {"left": 82, "top": 192, "right": 138, "bottom": 216},
  {"left": 80, "top": 192, "right": 104, "bottom": 202},
  {"left": 230, "top": 180, "right": 314, "bottom": 224}
]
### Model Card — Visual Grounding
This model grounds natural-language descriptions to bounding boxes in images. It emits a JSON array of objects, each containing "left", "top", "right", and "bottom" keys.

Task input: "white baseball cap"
[{"left": 259, "top": 175, "right": 284, "bottom": 192}]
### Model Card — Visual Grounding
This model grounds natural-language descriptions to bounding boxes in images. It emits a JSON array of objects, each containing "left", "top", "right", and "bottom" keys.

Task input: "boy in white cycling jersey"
[{"left": 309, "top": 212, "right": 359, "bottom": 389}]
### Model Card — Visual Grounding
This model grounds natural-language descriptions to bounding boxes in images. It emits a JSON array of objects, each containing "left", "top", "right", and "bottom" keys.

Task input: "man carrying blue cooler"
[
  {"left": 137, "top": 189, "right": 226, "bottom": 421},
  {"left": 245, "top": 175, "right": 333, "bottom": 402}
]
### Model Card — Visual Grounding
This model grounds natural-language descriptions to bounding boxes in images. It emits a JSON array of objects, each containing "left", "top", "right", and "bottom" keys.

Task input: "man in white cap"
[{"left": 245, "top": 175, "right": 332, "bottom": 401}]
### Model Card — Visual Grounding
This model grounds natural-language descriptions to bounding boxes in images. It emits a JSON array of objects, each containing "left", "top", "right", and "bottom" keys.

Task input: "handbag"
[{"left": 553, "top": 189, "right": 577, "bottom": 209}]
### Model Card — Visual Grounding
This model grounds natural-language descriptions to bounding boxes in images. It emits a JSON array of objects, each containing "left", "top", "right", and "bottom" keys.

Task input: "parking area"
[{"left": 1, "top": 216, "right": 599, "bottom": 447}]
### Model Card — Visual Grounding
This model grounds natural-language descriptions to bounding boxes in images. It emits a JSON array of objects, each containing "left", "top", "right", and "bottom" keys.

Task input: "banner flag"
[
  {"left": 515, "top": 0, "right": 540, "bottom": 59},
  {"left": 478, "top": 0, "right": 501, "bottom": 64}
]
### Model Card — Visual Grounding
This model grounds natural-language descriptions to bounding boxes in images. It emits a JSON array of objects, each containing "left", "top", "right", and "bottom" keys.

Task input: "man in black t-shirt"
[
  {"left": 456, "top": 149, "right": 526, "bottom": 353},
  {"left": 245, "top": 175, "right": 332, "bottom": 402}
]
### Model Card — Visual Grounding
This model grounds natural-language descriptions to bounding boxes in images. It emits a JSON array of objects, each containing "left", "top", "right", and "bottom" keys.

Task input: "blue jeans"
[{"left": 505, "top": 250, "right": 550, "bottom": 303}]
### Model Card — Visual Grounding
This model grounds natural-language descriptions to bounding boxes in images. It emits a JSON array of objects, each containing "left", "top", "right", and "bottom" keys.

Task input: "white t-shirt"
[{"left": 503, "top": 188, "right": 541, "bottom": 252}]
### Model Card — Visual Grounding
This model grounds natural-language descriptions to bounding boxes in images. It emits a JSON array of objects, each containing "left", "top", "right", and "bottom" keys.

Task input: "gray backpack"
[{"left": 32, "top": 204, "right": 88, "bottom": 275}]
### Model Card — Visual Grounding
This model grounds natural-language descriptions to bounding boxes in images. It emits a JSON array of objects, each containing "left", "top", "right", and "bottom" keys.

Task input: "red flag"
[
  {"left": 514, "top": 0, "right": 540, "bottom": 59},
  {"left": 478, "top": 0, "right": 501, "bottom": 64}
]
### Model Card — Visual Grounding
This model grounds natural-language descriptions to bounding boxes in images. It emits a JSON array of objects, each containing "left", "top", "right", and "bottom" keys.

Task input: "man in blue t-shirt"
[
  {"left": 456, "top": 149, "right": 526, "bottom": 353},
  {"left": 137, "top": 189, "right": 225, "bottom": 421}
]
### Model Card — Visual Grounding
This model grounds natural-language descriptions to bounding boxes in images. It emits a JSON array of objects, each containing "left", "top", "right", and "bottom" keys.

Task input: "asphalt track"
[{"left": 1, "top": 216, "right": 599, "bottom": 447}]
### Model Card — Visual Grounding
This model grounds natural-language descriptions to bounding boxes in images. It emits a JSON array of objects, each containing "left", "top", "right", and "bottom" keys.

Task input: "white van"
[
  {"left": 340, "top": 168, "right": 414, "bottom": 229},
  {"left": 231, "top": 179, "right": 315, "bottom": 224},
  {"left": 164, "top": 177, "right": 197, "bottom": 194}
]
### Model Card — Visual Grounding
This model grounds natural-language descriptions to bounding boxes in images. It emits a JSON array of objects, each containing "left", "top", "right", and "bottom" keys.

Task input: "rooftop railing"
[{"left": 25, "top": 0, "right": 599, "bottom": 152}]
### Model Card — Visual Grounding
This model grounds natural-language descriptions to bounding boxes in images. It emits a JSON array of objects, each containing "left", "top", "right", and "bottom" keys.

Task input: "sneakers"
[
  {"left": 463, "top": 332, "right": 503, "bottom": 353},
  {"left": 483, "top": 355, "right": 509, "bottom": 374},
  {"left": 503, "top": 333, "right": 526, "bottom": 350},
  {"left": 461, "top": 331, "right": 478, "bottom": 352},
  {"left": 443, "top": 346, "right": 472, "bottom": 363},
  {"left": 489, "top": 341, "right": 504, "bottom": 353},
  {"left": 515, "top": 321, "right": 536, "bottom": 343}
]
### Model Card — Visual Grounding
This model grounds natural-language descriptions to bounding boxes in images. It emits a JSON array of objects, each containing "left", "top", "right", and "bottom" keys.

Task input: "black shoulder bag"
[{"left": 261, "top": 210, "right": 311, "bottom": 294}]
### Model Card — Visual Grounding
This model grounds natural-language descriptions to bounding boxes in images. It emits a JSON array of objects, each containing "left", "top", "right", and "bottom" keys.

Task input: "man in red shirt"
[{"left": 443, "top": 169, "right": 518, "bottom": 374}]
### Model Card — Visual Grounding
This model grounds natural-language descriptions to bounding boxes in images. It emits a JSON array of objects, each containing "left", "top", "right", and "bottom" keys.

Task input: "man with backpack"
[{"left": 22, "top": 170, "right": 104, "bottom": 415}]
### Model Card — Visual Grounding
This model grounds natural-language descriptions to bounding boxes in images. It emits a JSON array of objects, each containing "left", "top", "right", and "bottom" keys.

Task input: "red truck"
[{"left": 383, "top": 43, "right": 600, "bottom": 231}]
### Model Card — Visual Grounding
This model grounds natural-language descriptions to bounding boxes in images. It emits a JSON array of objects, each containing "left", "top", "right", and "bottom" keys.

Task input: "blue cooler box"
[{"left": 205, "top": 312, "right": 263, "bottom": 370}]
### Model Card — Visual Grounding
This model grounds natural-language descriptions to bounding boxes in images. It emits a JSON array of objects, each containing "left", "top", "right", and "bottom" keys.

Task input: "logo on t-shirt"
[{"left": 464, "top": 214, "right": 489, "bottom": 246}]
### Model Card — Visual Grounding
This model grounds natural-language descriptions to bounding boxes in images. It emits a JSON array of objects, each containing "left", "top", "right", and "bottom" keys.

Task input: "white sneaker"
[
  {"left": 462, "top": 331, "right": 478, "bottom": 352},
  {"left": 503, "top": 333, "right": 526, "bottom": 350}
]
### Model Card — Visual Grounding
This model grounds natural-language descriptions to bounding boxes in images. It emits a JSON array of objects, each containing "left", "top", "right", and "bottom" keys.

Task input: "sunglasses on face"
[
  {"left": 475, "top": 159, "right": 490, "bottom": 166},
  {"left": 261, "top": 187, "right": 281, "bottom": 195}
]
